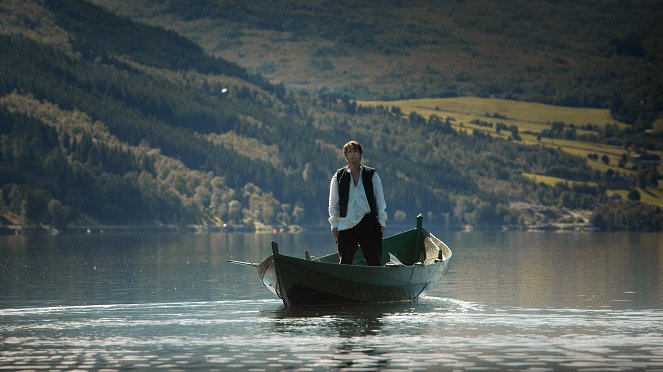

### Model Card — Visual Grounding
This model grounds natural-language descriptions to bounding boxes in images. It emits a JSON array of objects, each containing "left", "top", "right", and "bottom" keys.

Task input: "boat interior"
[{"left": 313, "top": 226, "right": 452, "bottom": 267}]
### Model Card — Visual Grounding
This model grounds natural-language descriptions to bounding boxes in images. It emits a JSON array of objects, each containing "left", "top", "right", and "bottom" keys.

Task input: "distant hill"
[
  {"left": 0, "top": 0, "right": 314, "bottom": 231},
  {"left": 1, "top": 0, "right": 661, "bottom": 232},
  {"left": 91, "top": 0, "right": 663, "bottom": 129},
  {"left": 360, "top": 96, "right": 663, "bottom": 208}
]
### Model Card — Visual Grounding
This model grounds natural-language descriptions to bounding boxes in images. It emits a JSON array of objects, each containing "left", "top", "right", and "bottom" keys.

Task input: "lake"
[{"left": 1, "top": 228, "right": 662, "bottom": 371}]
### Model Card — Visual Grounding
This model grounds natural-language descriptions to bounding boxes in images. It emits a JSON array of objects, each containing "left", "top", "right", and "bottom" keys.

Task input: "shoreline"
[
  {"left": 0, "top": 223, "right": 255, "bottom": 235},
  {"left": 0, "top": 221, "right": 604, "bottom": 235}
]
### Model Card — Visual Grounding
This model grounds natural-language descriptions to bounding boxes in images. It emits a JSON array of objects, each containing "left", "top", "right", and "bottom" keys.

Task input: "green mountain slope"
[
  {"left": 1, "top": 0, "right": 661, "bottom": 232},
  {"left": 92, "top": 0, "right": 663, "bottom": 128}
]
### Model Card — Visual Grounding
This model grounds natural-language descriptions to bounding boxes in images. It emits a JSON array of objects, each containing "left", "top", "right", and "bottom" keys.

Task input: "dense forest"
[
  {"left": 94, "top": 0, "right": 663, "bottom": 130},
  {"left": 0, "top": 0, "right": 661, "bottom": 232}
]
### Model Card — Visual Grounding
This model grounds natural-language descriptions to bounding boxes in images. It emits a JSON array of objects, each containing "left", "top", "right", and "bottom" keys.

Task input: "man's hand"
[
  {"left": 332, "top": 228, "right": 339, "bottom": 239},
  {"left": 380, "top": 226, "right": 385, "bottom": 237}
]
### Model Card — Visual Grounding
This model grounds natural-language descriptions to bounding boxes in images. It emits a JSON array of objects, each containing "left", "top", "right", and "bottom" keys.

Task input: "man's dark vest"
[{"left": 337, "top": 166, "right": 377, "bottom": 218}]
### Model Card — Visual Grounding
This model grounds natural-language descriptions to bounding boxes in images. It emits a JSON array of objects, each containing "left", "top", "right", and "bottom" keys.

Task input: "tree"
[
  {"left": 20, "top": 187, "right": 49, "bottom": 225},
  {"left": 292, "top": 202, "right": 305, "bottom": 224},
  {"left": 509, "top": 125, "right": 521, "bottom": 141},
  {"left": 227, "top": 200, "right": 242, "bottom": 223},
  {"left": 627, "top": 189, "right": 640, "bottom": 202},
  {"left": 394, "top": 210, "right": 407, "bottom": 222},
  {"left": 648, "top": 169, "right": 659, "bottom": 188},
  {"left": 637, "top": 166, "right": 660, "bottom": 189},
  {"left": 559, "top": 191, "right": 573, "bottom": 208},
  {"left": 48, "top": 199, "right": 70, "bottom": 230}
]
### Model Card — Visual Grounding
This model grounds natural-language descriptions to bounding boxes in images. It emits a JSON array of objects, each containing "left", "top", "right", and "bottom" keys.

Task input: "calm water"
[{"left": 1, "top": 229, "right": 662, "bottom": 371}]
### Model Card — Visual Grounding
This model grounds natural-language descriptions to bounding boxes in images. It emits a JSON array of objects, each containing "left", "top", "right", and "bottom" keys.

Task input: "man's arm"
[
  {"left": 373, "top": 173, "right": 387, "bottom": 232},
  {"left": 328, "top": 173, "right": 340, "bottom": 237}
]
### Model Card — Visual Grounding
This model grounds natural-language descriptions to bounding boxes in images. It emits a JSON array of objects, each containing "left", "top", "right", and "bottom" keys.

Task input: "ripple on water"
[{"left": 1, "top": 299, "right": 663, "bottom": 370}]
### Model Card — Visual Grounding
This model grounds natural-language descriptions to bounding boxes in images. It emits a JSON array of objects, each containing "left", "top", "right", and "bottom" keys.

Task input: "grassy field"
[
  {"left": 610, "top": 188, "right": 663, "bottom": 208},
  {"left": 361, "top": 97, "right": 629, "bottom": 129},
  {"left": 356, "top": 97, "right": 657, "bottom": 174},
  {"left": 522, "top": 173, "right": 598, "bottom": 188},
  {"left": 358, "top": 97, "right": 663, "bottom": 207}
]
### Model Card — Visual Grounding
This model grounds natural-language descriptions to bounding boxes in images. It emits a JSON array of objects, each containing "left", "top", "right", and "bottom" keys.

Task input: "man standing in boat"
[{"left": 328, "top": 140, "right": 387, "bottom": 266}]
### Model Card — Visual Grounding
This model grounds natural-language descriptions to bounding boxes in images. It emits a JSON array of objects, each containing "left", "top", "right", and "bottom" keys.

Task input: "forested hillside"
[
  {"left": 1, "top": 0, "right": 661, "bottom": 232},
  {"left": 93, "top": 0, "right": 663, "bottom": 129}
]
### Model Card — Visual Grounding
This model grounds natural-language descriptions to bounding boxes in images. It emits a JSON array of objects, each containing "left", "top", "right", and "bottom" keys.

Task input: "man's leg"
[
  {"left": 358, "top": 216, "right": 382, "bottom": 266},
  {"left": 337, "top": 227, "right": 358, "bottom": 265}
]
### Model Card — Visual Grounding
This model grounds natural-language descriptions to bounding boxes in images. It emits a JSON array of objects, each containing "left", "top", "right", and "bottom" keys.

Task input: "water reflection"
[
  {"left": 1, "top": 231, "right": 663, "bottom": 370},
  {"left": 1, "top": 297, "right": 662, "bottom": 370},
  {"left": 270, "top": 304, "right": 414, "bottom": 338},
  {"left": 433, "top": 231, "right": 663, "bottom": 309},
  {"left": 266, "top": 301, "right": 457, "bottom": 370},
  {"left": 3, "top": 231, "right": 662, "bottom": 309},
  {"left": 270, "top": 306, "right": 388, "bottom": 370}
]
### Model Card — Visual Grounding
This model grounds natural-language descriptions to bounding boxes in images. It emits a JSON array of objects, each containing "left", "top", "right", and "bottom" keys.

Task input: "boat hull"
[
  {"left": 268, "top": 254, "right": 449, "bottom": 307},
  {"left": 254, "top": 215, "right": 452, "bottom": 308}
]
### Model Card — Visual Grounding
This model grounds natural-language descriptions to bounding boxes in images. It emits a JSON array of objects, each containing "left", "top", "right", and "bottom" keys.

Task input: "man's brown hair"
[{"left": 343, "top": 140, "right": 363, "bottom": 155}]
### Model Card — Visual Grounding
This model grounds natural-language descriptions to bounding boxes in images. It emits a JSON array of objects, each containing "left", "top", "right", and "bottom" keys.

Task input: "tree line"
[
  {"left": 1, "top": 0, "right": 661, "bottom": 232},
  {"left": 145, "top": 0, "right": 663, "bottom": 131}
]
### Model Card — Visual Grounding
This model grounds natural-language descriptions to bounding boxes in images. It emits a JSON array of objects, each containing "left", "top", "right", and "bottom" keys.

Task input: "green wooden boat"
[{"left": 230, "top": 214, "right": 452, "bottom": 308}]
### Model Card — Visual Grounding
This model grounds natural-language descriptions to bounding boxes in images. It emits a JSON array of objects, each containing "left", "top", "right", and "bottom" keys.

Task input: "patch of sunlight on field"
[
  {"left": 525, "top": 135, "right": 629, "bottom": 165},
  {"left": 359, "top": 97, "right": 662, "bottom": 206},
  {"left": 357, "top": 97, "right": 629, "bottom": 129},
  {"left": 643, "top": 187, "right": 663, "bottom": 208},
  {"left": 444, "top": 119, "right": 633, "bottom": 176},
  {"left": 610, "top": 187, "right": 663, "bottom": 208},
  {"left": 358, "top": 97, "right": 643, "bottom": 175},
  {"left": 522, "top": 173, "right": 597, "bottom": 187},
  {"left": 510, "top": 133, "right": 632, "bottom": 176}
]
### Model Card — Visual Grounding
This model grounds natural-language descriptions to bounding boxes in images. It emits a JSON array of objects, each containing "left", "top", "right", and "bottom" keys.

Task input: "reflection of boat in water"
[{"left": 229, "top": 215, "right": 452, "bottom": 308}]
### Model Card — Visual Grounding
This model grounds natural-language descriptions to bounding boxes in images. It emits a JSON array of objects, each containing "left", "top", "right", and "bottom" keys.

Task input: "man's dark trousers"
[{"left": 338, "top": 214, "right": 382, "bottom": 266}]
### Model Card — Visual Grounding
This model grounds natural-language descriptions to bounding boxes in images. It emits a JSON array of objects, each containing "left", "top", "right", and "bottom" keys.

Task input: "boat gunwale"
[
  {"left": 275, "top": 250, "right": 448, "bottom": 271},
  {"left": 272, "top": 250, "right": 449, "bottom": 289}
]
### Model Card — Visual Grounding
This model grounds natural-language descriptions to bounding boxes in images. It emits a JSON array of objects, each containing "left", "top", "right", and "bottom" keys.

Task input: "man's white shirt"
[{"left": 328, "top": 165, "right": 387, "bottom": 231}]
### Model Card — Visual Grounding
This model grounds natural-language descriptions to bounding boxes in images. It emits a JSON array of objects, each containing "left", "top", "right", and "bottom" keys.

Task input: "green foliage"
[
  {"left": 592, "top": 201, "right": 663, "bottom": 231},
  {"left": 315, "top": 98, "right": 605, "bottom": 228},
  {"left": 159, "top": 0, "right": 442, "bottom": 54},
  {"left": 0, "top": 106, "right": 186, "bottom": 225},
  {"left": 44, "top": 0, "right": 276, "bottom": 94},
  {"left": 1, "top": 0, "right": 661, "bottom": 231},
  {"left": 0, "top": 36, "right": 370, "bottom": 225},
  {"left": 119, "top": 0, "right": 663, "bottom": 129}
]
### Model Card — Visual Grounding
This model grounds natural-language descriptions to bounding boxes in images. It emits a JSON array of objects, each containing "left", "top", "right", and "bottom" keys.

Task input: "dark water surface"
[{"left": 1, "top": 230, "right": 662, "bottom": 370}]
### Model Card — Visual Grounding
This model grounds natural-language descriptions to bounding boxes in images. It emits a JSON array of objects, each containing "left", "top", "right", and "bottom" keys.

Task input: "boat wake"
[
  {"left": 420, "top": 295, "right": 485, "bottom": 312},
  {"left": 0, "top": 299, "right": 282, "bottom": 316}
]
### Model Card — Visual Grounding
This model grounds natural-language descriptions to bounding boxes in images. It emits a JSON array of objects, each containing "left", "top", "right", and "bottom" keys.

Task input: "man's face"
[{"left": 345, "top": 148, "right": 361, "bottom": 165}]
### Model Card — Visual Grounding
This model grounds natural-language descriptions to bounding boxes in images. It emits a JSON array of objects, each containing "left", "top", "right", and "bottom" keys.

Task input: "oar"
[{"left": 226, "top": 260, "right": 258, "bottom": 267}]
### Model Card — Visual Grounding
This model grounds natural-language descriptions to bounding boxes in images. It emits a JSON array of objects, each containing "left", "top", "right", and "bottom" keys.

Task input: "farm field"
[
  {"left": 358, "top": 97, "right": 663, "bottom": 207},
  {"left": 522, "top": 173, "right": 597, "bottom": 188},
  {"left": 361, "top": 97, "right": 629, "bottom": 129}
]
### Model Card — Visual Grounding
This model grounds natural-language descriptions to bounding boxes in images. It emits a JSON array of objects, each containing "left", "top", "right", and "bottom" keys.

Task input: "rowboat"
[{"left": 229, "top": 214, "right": 452, "bottom": 308}]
